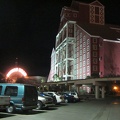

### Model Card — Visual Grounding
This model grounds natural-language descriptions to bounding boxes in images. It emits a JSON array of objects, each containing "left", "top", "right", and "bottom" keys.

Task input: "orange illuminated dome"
[{"left": 6, "top": 68, "right": 27, "bottom": 82}]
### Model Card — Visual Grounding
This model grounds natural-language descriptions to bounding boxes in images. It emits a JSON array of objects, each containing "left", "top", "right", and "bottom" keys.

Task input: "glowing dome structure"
[{"left": 6, "top": 68, "right": 27, "bottom": 82}]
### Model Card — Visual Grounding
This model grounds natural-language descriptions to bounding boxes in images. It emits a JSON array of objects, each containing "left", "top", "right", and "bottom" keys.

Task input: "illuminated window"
[
  {"left": 80, "top": 56, "right": 82, "bottom": 61},
  {"left": 80, "top": 62, "right": 82, "bottom": 67},
  {"left": 87, "top": 46, "right": 90, "bottom": 51},
  {"left": 83, "top": 36, "right": 86, "bottom": 42},
  {"left": 80, "top": 33, "right": 82, "bottom": 38},
  {"left": 77, "top": 46, "right": 79, "bottom": 52},
  {"left": 83, "top": 48, "right": 86, "bottom": 53},
  {"left": 83, "top": 54, "right": 86, "bottom": 60},
  {"left": 80, "top": 44, "right": 82, "bottom": 49},
  {"left": 87, "top": 52, "right": 90, "bottom": 58},
  {"left": 77, "top": 40, "right": 79, "bottom": 45},
  {"left": 83, "top": 67, "right": 86, "bottom": 73},
  {"left": 87, "top": 66, "right": 90, "bottom": 72},
  {"left": 83, "top": 61, "right": 86, "bottom": 66},
  {"left": 77, "top": 52, "right": 79, "bottom": 57},
  {"left": 87, "top": 59, "right": 89, "bottom": 65},
  {"left": 87, "top": 39, "right": 90, "bottom": 45},
  {"left": 83, "top": 42, "right": 86, "bottom": 47},
  {"left": 80, "top": 38, "right": 82, "bottom": 44},
  {"left": 80, "top": 68, "right": 82, "bottom": 74},
  {"left": 80, "top": 50, "right": 82, "bottom": 55}
]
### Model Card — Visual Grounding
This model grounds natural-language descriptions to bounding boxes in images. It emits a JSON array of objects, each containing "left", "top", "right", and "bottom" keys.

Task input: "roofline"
[{"left": 103, "top": 39, "right": 120, "bottom": 43}]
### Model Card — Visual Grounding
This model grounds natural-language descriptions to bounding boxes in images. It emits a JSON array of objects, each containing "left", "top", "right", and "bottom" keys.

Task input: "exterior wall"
[
  {"left": 103, "top": 41, "right": 120, "bottom": 77},
  {"left": 71, "top": 2, "right": 89, "bottom": 23},
  {"left": 75, "top": 25, "right": 91, "bottom": 79},
  {"left": 47, "top": 49, "right": 56, "bottom": 82},
  {"left": 99, "top": 38, "right": 104, "bottom": 77},
  {"left": 78, "top": 4, "right": 89, "bottom": 23},
  {"left": 90, "top": 37, "right": 99, "bottom": 77}
]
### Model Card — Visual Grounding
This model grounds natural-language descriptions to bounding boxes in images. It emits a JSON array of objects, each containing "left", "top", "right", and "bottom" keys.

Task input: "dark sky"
[{"left": 0, "top": 0, "right": 119, "bottom": 77}]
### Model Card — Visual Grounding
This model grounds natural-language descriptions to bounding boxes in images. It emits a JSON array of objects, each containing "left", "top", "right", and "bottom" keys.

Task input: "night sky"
[{"left": 0, "top": 0, "right": 119, "bottom": 77}]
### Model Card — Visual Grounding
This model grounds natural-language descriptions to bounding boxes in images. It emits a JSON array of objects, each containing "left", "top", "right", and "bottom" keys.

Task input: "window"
[
  {"left": 95, "top": 7, "right": 99, "bottom": 15},
  {"left": 87, "top": 66, "right": 90, "bottom": 72},
  {"left": 73, "top": 13, "right": 77, "bottom": 17},
  {"left": 80, "top": 62, "right": 82, "bottom": 67},
  {"left": 80, "top": 50, "right": 82, "bottom": 55},
  {"left": 93, "top": 51, "right": 97, "bottom": 57},
  {"left": 80, "top": 68, "right": 82, "bottom": 74},
  {"left": 83, "top": 67, "right": 86, "bottom": 73},
  {"left": 93, "top": 38, "right": 97, "bottom": 43},
  {"left": 87, "top": 46, "right": 90, "bottom": 51},
  {"left": 87, "top": 39, "right": 90, "bottom": 45},
  {"left": 87, "top": 52, "right": 90, "bottom": 58},
  {"left": 93, "top": 45, "right": 97, "bottom": 50},
  {"left": 5, "top": 86, "right": 18, "bottom": 96},
  {"left": 83, "top": 54, "right": 86, "bottom": 60},
  {"left": 83, "top": 61, "right": 86, "bottom": 66},
  {"left": 87, "top": 59, "right": 90, "bottom": 65},
  {"left": 77, "top": 46, "right": 79, "bottom": 52},
  {"left": 83, "top": 36, "right": 86, "bottom": 42},
  {"left": 80, "top": 44, "right": 82, "bottom": 49},
  {"left": 80, "top": 33, "right": 82, "bottom": 38},
  {"left": 93, "top": 58, "right": 98, "bottom": 64},
  {"left": 83, "top": 48, "right": 86, "bottom": 53},
  {"left": 80, "top": 56, "right": 82, "bottom": 61},
  {"left": 93, "top": 65, "right": 98, "bottom": 71},
  {"left": 83, "top": 42, "right": 86, "bottom": 47},
  {"left": 77, "top": 40, "right": 79, "bottom": 46},
  {"left": 80, "top": 38, "right": 82, "bottom": 44}
]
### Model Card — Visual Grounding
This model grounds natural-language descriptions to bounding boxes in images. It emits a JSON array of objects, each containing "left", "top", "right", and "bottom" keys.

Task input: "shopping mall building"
[{"left": 44, "top": 0, "right": 120, "bottom": 98}]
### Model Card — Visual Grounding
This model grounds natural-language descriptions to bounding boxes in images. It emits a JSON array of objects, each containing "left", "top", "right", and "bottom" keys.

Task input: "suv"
[
  {"left": 0, "top": 83, "right": 38, "bottom": 113},
  {"left": 43, "top": 92, "right": 65, "bottom": 104}
]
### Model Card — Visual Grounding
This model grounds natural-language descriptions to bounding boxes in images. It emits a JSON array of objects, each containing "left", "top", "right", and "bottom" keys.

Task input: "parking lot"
[{"left": 1, "top": 96, "right": 120, "bottom": 120}]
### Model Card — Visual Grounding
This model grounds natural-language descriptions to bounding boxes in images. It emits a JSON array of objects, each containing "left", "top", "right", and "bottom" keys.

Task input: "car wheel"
[
  {"left": 65, "top": 99, "right": 68, "bottom": 103},
  {"left": 36, "top": 101, "right": 43, "bottom": 110},
  {"left": 6, "top": 105, "right": 15, "bottom": 113}
]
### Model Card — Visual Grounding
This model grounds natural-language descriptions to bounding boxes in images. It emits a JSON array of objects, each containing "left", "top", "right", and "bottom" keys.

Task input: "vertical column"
[
  {"left": 46, "top": 85, "right": 49, "bottom": 91},
  {"left": 101, "top": 86, "right": 105, "bottom": 98},
  {"left": 68, "top": 84, "right": 72, "bottom": 91},
  {"left": 76, "top": 85, "right": 81, "bottom": 94},
  {"left": 95, "top": 85, "right": 100, "bottom": 99}
]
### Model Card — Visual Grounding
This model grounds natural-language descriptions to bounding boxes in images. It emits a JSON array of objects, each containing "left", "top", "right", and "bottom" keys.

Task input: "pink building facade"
[{"left": 47, "top": 0, "right": 120, "bottom": 82}]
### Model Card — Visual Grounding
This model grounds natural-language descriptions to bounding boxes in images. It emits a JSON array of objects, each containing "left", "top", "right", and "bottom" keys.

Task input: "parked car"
[
  {"left": 38, "top": 92, "right": 57, "bottom": 104},
  {"left": 65, "top": 91, "right": 80, "bottom": 102},
  {"left": 59, "top": 92, "right": 75, "bottom": 103},
  {"left": 0, "top": 83, "right": 38, "bottom": 113},
  {"left": 43, "top": 92, "right": 65, "bottom": 104},
  {"left": 36, "top": 92, "right": 55, "bottom": 110}
]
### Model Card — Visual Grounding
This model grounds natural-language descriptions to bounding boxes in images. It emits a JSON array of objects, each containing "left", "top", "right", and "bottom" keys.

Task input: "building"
[{"left": 48, "top": 0, "right": 120, "bottom": 82}]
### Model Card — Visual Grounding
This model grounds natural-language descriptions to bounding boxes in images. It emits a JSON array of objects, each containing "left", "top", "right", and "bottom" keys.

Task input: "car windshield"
[{"left": 55, "top": 92, "right": 61, "bottom": 96}]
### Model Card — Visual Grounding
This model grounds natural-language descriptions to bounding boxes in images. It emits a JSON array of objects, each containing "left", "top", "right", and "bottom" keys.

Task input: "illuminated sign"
[{"left": 6, "top": 68, "right": 27, "bottom": 78}]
